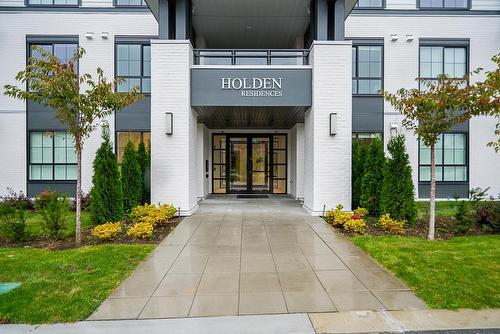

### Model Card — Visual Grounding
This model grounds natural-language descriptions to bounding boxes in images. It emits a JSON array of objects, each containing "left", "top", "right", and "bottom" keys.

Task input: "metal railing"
[{"left": 193, "top": 49, "right": 309, "bottom": 66}]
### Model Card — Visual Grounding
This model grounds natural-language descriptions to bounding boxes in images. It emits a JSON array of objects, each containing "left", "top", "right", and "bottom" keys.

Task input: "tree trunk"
[
  {"left": 76, "top": 147, "right": 82, "bottom": 246},
  {"left": 428, "top": 143, "right": 436, "bottom": 240}
]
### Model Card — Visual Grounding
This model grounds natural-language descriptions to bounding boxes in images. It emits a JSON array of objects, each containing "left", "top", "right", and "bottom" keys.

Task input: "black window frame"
[
  {"left": 25, "top": 0, "right": 79, "bottom": 7},
  {"left": 418, "top": 41, "right": 469, "bottom": 89},
  {"left": 115, "top": 42, "right": 151, "bottom": 95},
  {"left": 352, "top": 43, "right": 384, "bottom": 96},
  {"left": 355, "top": 0, "right": 385, "bottom": 9},
  {"left": 418, "top": 132, "right": 469, "bottom": 183},
  {"left": 28, "top": 130, "right": 78, "bottom": 182},
  {"left": 417, "top": 0, "right": 471, "bottom": 10},
  {"left": 114, "top": 0, "right": 147, "bottom": 7}
]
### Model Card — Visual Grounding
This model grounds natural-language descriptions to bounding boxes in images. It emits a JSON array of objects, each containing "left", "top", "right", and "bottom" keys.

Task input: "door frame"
[{"left": 211, "top": 133, "right": 287, "bottom": 194}]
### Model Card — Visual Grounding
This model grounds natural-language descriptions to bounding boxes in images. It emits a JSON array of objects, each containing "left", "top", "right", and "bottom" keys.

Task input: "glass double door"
[{"left": 228, "top": 136, "right": 270, "bottom": 193}]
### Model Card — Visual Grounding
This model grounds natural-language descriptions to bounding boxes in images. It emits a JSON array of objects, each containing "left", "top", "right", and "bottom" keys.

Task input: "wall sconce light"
[
  {"left": 389, "top": 123, "right": 398, "bottom": 137},
  {"left": 406, "top": 34, "right": 414, "bottom": 42},
  {"left": 85, "top": 32, "right": 94, "bottom": 40},
  {"left": 390, "top": 34, "right": 399, "bottom": 42},
  {"left": 329, "top": 113, "right": 337, "bottom": 136},
  {"left": 101, "top": 32, "right": 109, "bottom": 40},
  {"left": 165, "top": 112, "right": 173, "bottom": 135}
]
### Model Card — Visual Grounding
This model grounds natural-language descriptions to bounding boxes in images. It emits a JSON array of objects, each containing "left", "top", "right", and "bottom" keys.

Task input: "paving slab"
[{"left": 90, "top": 195, "right": 425, "bottom": 320}]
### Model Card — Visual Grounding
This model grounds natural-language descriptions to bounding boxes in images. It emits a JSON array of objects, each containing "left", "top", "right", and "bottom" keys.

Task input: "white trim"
[{"left": 178, "top": 204, "right": 199, "bottom": 216}]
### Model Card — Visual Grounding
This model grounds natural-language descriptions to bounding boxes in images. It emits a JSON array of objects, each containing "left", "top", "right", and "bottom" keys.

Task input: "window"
[
  {"left": 419, "top": 133, "right": 467, "bottom": 182},
  {"left": 116, "top": 44, "right": 151, "bottom": 93},
  {"left": 272, "top": 135, "right": 287, "bottom": 194},
  {"left": 115, "top": 0, "right": 146, "bottom": 6},
  {"left": 420, "top": 45, "right": 467, "bottom": 85},
  {"left": 28, "top": 0, "right": 78, "bottom": 6},
  {"left": 212, "top": 135, "right": 227, "bottom": 194},
  {"left": 29, "top": 131, "right": 77, "bottom": 181},
  {"left": 356, "top": 0, "right": 383, "bottom": 8},
  {"left": 29, "top": 43, "right": 77, "bottom": 64},
  {"left": 352, "top": 45, "right": 383, "bottom": 95},
  {"left": 117, "top": 131, "right": 150, "bottom": 164},
  {"left": 352, "top": 132, "right": 383, "bottom": 143},
  {"left": 419, "top": 0, "right": 468, "bottom": 9}
]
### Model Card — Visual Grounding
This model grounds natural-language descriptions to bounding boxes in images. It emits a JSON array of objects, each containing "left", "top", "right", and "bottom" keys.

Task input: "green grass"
[
  {"left": 351, "top": 235, "right": 500, "bottom": 309},
  {"left": 23, "top": 210, "right": 92, "bottom": 240},
  {"left": 0, "top": 244, "right": 154, "bottom": 324},
  {"left": 416, "top": 201, "right": 458, "bottom": 218}
]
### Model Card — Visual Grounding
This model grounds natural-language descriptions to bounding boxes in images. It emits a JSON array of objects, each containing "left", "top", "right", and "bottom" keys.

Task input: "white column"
[
  {"left": 151, "top": 40, "right": 199, "bottom": 215},
  {"left": 304, "top": 41, "right": 352, "bottom": 215}
]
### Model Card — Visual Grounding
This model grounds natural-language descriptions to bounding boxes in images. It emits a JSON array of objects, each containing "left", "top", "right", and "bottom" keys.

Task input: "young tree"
[
  {"left": 352, "top": 141, "right": 368, "bottom": 209},
  {"left": 121, "top": 141, "right": 142, "bottom": 213},
  {"left": 383, "top": 68, "right": 498, "bottom": 239},
  {"left": 360, "top": 138, "right": 386, "bottom": 216},
  {"left": 90, "top": 125, "right": 124, "bottom": 224},
  {"left": 380, "top": 134, "right": 417, "bottom": 224},
  {"left": 4, "top": 46, "right": 142, "bottom": 245},
  {"left": 136, "top": 140, "right": 150, "bottom": 204}
]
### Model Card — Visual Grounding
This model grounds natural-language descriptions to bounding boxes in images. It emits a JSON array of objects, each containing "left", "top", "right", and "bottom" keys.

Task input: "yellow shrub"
[
  {"left": 129, "top": 203, "right": 177, "bottom": 226},
  {"left": 127, "top": 222, "right": 154, "bottom": 239},
  {"left": 353, "top": 207, "right": 369, "bottom": 218},
  {"left": 325, "top": 204, "right": 352, "bottom": 226},
  {"left": 378, "top": 213, "right": 405, "bottom": 235},
  {"left": 91, "top": 222, "right": 122, "bottom": 240},
  {"left": 344, "top": 218, "right": 367, "bottom": 233}
]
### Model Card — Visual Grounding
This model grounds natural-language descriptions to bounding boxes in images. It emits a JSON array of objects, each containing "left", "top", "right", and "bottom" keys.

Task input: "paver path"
[{"left": 90, "top": 196, "right": 425, "bottom": 320}]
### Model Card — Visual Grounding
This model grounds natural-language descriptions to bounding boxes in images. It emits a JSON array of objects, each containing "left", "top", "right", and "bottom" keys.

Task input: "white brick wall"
[
  {"left": 305, "top": 41, "right": 352, "bottom": 214},
  {"left": 347, "top": 13, "right": 500, "bottom": 198},
  {"left": 151, "top": 40, "right": 199, "bottom": 214},
  {"left": 0, "top": 11, "right": 156, "bottom": 196}
]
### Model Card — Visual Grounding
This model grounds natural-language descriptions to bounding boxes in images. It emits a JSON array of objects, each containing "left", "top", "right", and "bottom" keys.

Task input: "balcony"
[{"left": 193, "top": 49, "right": 309, "bottom": 66}]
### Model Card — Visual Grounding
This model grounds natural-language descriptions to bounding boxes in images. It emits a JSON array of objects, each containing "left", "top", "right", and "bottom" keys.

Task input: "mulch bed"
[
  {"left": 0, "top": 217, "right": 183, "bottom": 250},
  {"left": 330, "top": 216, "right": 496, "bottom": 240}
]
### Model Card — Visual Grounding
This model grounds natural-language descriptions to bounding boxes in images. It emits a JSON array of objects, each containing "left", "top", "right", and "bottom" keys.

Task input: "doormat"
[{"left": 237, "top": 195, "right": 269, "bottom": 199}]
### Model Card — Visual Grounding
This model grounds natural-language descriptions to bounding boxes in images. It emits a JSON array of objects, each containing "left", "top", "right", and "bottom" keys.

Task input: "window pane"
[
  {"left": 369, "top": 80, "right": 381, "bottom": 94},
  {"left": 42, "top": 147, "right": 53, "bottom": 163},
  {"left": 455, "top": 166, "right": 467, "bottom": 181},
  {"left": 117, "top": 60, "right": 129, "bottom": 76},
  {"left": 54, "top": 165, "right": 66, "bottom": 180},
  {"left": 420, "top": 146, "right": 431, "bottom": 165},
  {"left": 31, "top": 148, "right": 43, "bottom": 163},
  {"left": 273, "top": 180, "right": 286, "bottom": 194},
  {"left": 41, "top": 165, "right": 53, "bottom": 180},
  {"left": 117, "top": 45, "right": 129, "bottom": 61},
  {"left": 352, "top": 79, "right": 358, "bottom": 94},
  {"left": 358, "top": 79, "right": 370, "bottom": 94},
  {"left": 31, "top": 132, "right": 43, "bottom": 147},
  {"left": 273, "top": 135, "right": 286, "bottom": 149},
  {"left": 420, "top": 166, "right": 431, "bottom": 181},
  {"left": 67, "top": 148, "right": 77, "bottom": 164},
  {"left": 352, "top": 48, "right": 356, "bottom": 77},
  {"left": 54, "top": 147, "right": 66, "bottom": 163},
  {"left": 129, "top": 45, "right": 141, "bottom": 60},
  {"left": 142, "top": 78, "right": 151, "bottom": 93},
  {"left": 66, "top": 165, "right": 77, "bottom": 180},
  {"left": 30, "top": 165, "right": 41, "bottom": 180},
  {"left": 213, "top": 135, "right": 226, "bottom": 149},
  {"left": 129, "top": 60, "right": 141, "bottom": 76},
  {"left": 443, "top": 166, "right": 455, "bottom": 181},
  {"left": 42, "top": 132, "right": 53, "bottom": 146}
]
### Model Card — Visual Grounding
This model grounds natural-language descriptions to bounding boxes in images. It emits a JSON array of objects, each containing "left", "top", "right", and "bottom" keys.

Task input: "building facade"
[{"left": 0, "top": 0, "right": 499, "bottom": 215}]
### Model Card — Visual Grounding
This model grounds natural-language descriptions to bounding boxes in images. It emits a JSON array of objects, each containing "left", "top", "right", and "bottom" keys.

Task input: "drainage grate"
[{"left": 237, "top": 195, "right": 269, "bottom": 199}]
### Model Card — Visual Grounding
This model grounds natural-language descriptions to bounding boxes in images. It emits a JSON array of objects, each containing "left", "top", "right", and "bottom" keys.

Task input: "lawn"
[
  {"left": 0, "top": 244, "right": 154, "bottom": 324},
  {"left": 351, "top": 235, "right": 500, "bottom": 309},
  {"left": 23, "top": 210, "right": 93, "bottom": 239},
  {"left": 416, "top": 200, "right": 458, "bottom": 218}
]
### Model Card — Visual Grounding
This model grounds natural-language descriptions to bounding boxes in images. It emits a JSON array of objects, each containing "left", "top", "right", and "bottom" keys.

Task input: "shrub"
[
  {"left": 121, "top": 141, "right": 142, "bottom": 213},
  {"left": 129, "top": 203, "right": 177, "bottom": 226},
  {"left": 325, "top": 204, "right": 352, "bottom": 226},
  {"left": 353, "top": 207, "right": 369, "bottom": 217},
  {"left": 38, "top": 192, "right": 69, "bottom": 239},
  {"left": 0, "top": 202, "right": 28, "bottom": 242},
  {"left": 90, "top": 128, "right": 124, "bottom": 224},
  {"left": 360, "top": 138, "right": 386, "bottom": 216},
  {"left": 91, "top": 221, "right": 123, "bottom": 240},
  {"left": 344, "top": 218, "right": 367, "bottom": 233},
  {"left": 352, "top": 141, "right": 368, "bottom": 209},
  {"left": 137, "top": 140, "right": 150, "bottom": 204},
  {"left": 476, "top": 202, "right": 500, "bottom": 232},
  {"left": 380, "top": 135, "right": 417, "bottom": 224},
  {"left": 34, "top": 190, "right": 59, "bottom": 211},
  {"left": 454, "top": 200, "right": 476, "bottom": 233},
  {"left": 1, "top": 188, "right": 33, "bottom": 210},
  {"left": 378, "top": 213, "right": 405, "bottom": 235},
  {"left": 127, "top": 222, "right": 154, "bottom": 239}
]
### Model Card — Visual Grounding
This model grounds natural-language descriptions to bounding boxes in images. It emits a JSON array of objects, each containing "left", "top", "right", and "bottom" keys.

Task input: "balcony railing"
[{"left": 193, "top": 49, "right": 309, "bottom": 66}]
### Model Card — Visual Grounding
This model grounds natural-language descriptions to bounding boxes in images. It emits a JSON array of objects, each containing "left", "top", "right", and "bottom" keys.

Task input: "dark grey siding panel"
[
  {"left": 418, "top": 183, "right": 469, "bottom": 199},
  {"left": 352, "top": 96, "right": 384, "bottom": 132},
  {"left": 115, "top": 97, "right": 151, "bottom": 131},
  {"left": 27, "top": 102, "right": 67, "bottom": 130},
  {"left": 449, "top": 119, "right": 469, "bottom": 132},
  {"left": 28, "top": 182, "right": 76, "bottom": 197}
]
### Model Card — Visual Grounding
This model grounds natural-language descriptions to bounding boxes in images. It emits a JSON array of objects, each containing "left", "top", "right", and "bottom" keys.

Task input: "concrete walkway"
[
  {"left": 3, "top": 309, "right": 500, "bottom": 334},
  {"left": 90, "top": 195, "right": 426, "bottom": 320}
]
